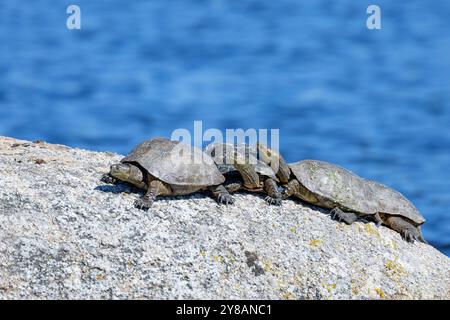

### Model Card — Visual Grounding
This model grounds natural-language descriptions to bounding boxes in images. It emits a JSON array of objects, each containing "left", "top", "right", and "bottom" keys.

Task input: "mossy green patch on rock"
[
  {"left": 374, "top": 288, "right": 386, "bottom": 299},
  {"left": 310, "top": 239, "right": 323, "bottom": 247}
]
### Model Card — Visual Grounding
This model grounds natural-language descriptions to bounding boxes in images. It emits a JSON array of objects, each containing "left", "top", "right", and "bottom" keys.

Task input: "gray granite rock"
[{"left": 0, "top": 136, "right": 448, "bottom": 299}]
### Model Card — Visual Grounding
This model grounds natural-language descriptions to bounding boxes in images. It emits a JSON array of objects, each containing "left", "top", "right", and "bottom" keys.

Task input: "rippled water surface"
[{"left": 1, "top": 0, "right": 449, "bottom": 255}]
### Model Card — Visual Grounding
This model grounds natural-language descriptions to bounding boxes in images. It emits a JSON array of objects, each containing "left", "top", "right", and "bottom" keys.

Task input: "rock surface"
[{"left": 0, "top": 136, "right": 448, "bottom": 300}]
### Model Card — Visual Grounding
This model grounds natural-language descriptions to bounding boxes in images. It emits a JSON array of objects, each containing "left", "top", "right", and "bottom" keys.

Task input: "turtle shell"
[
  {"left": 122, "top": 137, "right": 225, "bottom": 186},
  {"left": 204, "top": 143, "right": 278, "bottom": 180},
  {"left": 289, "top": 160, "right": 425, "bottom": 224}
]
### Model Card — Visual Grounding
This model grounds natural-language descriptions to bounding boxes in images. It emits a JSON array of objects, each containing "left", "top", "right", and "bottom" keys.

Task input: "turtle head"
[
  {"left": 274, "top": 156, "right": 291, "bottom": 183},
  {"left": 110, "top": 163, "right": 145, "bottom": 187},
  {"left": 256, "top": 142, "right": 291, "bottom": 183},
  {"left": 110, "top": 163, "right": 132, "bottom": 180}
]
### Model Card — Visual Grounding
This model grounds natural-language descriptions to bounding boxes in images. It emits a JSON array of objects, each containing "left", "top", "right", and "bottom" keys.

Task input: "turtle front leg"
[
  {"left": 263, "top": 178, "right": 282, "bottom": 206},
  {"left": 383, "top": 216, "right": 427, "bottom": 244},
  {"left": 101, "top": 173, "right": 118, "bottom": 184},
  {"left": 372, "top": 212, "right": 383, "bottom": 227},
  {"left": 330, "top": 207, "right": 358, "bottom": 225},
  {"left": 209, "top": 185, "right": 235, "bottom": 205},
  {"left": 135, "top": 180, "right": 163, "bottom": 210}
]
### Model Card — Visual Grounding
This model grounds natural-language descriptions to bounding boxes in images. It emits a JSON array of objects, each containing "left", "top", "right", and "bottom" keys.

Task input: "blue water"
[{"left": 1, "top": 0, "right": 449, "bottom": 255}]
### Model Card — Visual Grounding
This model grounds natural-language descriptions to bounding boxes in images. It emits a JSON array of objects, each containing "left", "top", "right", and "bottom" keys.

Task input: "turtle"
[
  {"left": 204, "top": 142, "right": 286, "bottom": 205},
  {"left": 101, "top": 137, "right": 235, "bottom": 210},
  {"left": 281, "top": 160, "right": 427, "bottom": 243}
]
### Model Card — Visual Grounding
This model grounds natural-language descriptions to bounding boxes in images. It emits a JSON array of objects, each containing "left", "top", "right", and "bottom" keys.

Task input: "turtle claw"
[
  {"left": 373, "top": 212, "right": 383, "bottom": 227},
  {"left": 330, "top": 208, "right": 340, "bottom": 221},
  {"left": 330, "top": 208, "right": 357, "bottom": 225},
  {"left": 218, "top": 193, "right": 235, "bottom": 205},
  {"left": 402, "top": 228, "right": 420, "bottom": 243},
  {"left": 101, "top": 174, "right": 117, "bottom": 184},
  {"left": 134, "top": 198, "right": 153, "bottom": 211},
  {"left": 265, "top": 196, "right": 282, "bottom": 206}
]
